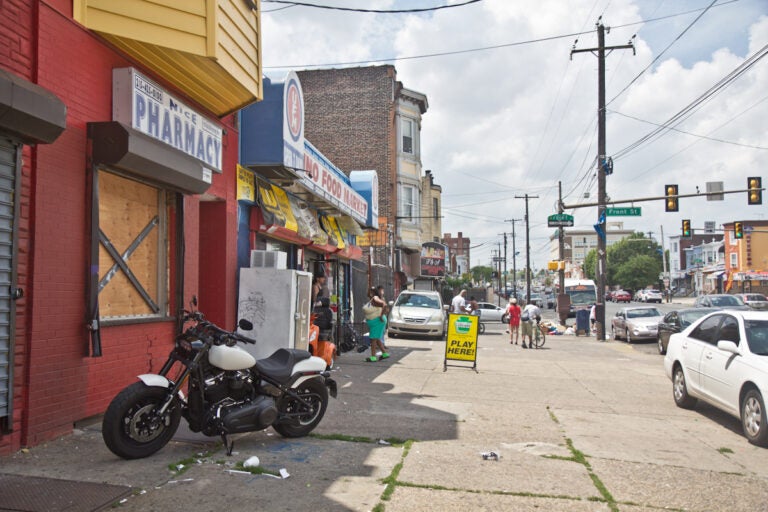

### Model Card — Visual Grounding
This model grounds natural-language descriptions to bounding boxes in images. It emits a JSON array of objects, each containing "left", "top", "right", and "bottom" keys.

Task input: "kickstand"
[{"left": 221, "top": 433, "right": 234, "bottom": 456}]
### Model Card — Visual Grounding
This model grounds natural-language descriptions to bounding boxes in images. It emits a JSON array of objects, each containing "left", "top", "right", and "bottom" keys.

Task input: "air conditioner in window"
[{"left": 250, "top": 250, "right": 287, "bottom": 269}]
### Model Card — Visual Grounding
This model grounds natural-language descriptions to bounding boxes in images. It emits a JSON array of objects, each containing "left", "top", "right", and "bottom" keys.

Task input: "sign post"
[{"left": 444, "top": 313, "right": 479, "bottom": 372}]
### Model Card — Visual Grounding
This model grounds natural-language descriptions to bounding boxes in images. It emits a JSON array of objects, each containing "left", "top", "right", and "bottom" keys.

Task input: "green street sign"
[
  {"left": 547, "top": 213, "right": 574, "bottom": 227},
  {"left": 606, "top": 207, "right": 641, "bottom": 216}
]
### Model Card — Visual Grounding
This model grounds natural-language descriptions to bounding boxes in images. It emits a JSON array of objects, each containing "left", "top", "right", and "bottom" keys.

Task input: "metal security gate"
[{"left": 0, "top": 137, "right": 19, "bottom": 427}]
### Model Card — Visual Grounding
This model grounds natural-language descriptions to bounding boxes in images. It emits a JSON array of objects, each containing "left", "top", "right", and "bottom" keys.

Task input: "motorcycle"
[{"left": 102, "top": 299, "right": 338, "bottom": 459}]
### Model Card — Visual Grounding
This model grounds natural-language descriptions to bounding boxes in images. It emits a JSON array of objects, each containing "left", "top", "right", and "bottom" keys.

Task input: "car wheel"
[
  {"left": 672, "top": 364, "right": 697, "bottom": 409},
  {"left": 625, "top": 329, "right": 632, "bottom": 343},
  {"left": 742, "top": 389, "right": 768, "bottom": 447},
  {"left": 657, "top": 335, "right": 666, "bottom": 355},
  {"left": 502, "top": 314, "right": 509, "bottom": 324}
]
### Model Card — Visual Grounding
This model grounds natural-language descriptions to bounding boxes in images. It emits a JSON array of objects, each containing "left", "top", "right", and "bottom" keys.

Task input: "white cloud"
[{"left": 262, "top": 0, "right": 768, "bottom": 274}]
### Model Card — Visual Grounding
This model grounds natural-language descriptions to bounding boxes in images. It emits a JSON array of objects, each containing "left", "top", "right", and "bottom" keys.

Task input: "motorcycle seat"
[{"left": 255, "top": 348, "right": 312, "bottom": 382}]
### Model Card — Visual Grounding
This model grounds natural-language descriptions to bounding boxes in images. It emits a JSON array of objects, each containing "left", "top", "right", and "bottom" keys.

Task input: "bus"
[{"left": 561, "top": 279, "right": 597, "bottom": 317}]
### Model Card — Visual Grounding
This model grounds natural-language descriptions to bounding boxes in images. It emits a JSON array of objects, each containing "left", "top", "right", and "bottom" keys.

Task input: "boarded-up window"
[{"left": 98, "top": 171, "right": 168, "bottom": 319}]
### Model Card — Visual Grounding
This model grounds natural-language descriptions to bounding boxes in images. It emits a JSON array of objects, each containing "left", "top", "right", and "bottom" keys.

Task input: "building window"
[
  {"left": 400, "top": 184, "right": 418, "bottom": 221},
  {"left": 98, "top": 171, "right": 170, "bottom": 321},
  {"left": 433, "top": 197, "right": 439, "bottom": 219},
  {"left": 402, "top": 118, "right": 415, "bottom": 155},
  {"left": 730, "top": 253, "right": 738, "bottom": 268}
]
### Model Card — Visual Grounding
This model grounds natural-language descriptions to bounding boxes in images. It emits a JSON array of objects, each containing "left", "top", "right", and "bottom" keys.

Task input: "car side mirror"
[{"left": 717, "top": 340, "right": 739, "bottom": 355}]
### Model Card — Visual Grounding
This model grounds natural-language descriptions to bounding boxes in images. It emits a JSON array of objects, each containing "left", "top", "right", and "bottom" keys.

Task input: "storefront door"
[{"left": 0, "top": 137, "right": 20, "bottom": 426}]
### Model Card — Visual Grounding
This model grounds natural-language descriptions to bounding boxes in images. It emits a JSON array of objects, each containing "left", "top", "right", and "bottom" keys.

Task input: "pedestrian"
[
  {"left": 311, "top": 268, "right": 326, "bottom": 307},
  {"left": 468, "top": 295, "right": 480, "bottom": 315},
  {"left": 505, "top": 297, "right": 521, "bottom": 344},
  {"left": 451, "top": 289, "right": 468, "bottom": 314},
  {"left": 589, "top": 303, "right": 596, "bottom": 335},
  {"left": 376, "top": 285, "right": 390, "bottom": 353},
  {"left": 520, "top": 300, "right": 541, "bottom": 349},
  {"left": 364, "top": 286, "right": 389, "bottom": 362}
]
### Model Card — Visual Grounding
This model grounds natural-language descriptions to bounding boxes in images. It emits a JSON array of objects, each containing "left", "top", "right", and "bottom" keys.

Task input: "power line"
[
  {"left": 263, "top": 1, "right": 742, "bottom": 69},
  {"left": 608, "top": 106, "right": 768, "bottom": 150},
  {"left": 261, "top": 0, "right": 482, "bottom": 14},
  {"left": 607, "top": 0, "right": 718, "bottom": 106}
]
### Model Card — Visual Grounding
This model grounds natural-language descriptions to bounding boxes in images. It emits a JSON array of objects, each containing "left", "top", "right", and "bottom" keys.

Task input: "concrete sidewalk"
[{"left": 2, "top": 329, "right": 767, "bottom": 511}]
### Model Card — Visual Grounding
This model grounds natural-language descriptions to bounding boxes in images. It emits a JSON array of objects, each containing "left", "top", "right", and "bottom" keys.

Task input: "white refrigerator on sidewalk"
[{"left": 237, "top": 267, "right": 312, "bottom": 361}]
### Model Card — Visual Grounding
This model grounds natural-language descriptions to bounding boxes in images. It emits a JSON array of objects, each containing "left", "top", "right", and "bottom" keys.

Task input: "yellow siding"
[{"left": 73, "top": 0, "right": 262, "bottom": 116}]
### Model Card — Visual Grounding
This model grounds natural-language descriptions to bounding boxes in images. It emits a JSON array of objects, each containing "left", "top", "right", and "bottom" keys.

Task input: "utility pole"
[
  {"left": 571, "top": 18, "right": 634, "bottom": 341},
  {"left": 557, "top": 182, "right": 568, "bottom": 325},
  {"left": 514, "top": 195, "right": 538, "bottom": 304},
  {"left": 505, "top": 219, "right": 522, "bottom": 299}
]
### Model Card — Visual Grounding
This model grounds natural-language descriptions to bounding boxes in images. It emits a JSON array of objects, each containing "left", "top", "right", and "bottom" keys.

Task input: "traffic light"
[
  {"left": 681, "top": 219, "right": 691, "bottom": 238},
  {"left": 665, "top": 184, "right": 679, "bottom": 212},
  {"left": 748, "top": 177, "right": 762, "bottom": 205},
  {"left": 734, "top": 222, "right": 744, "bottom": 239}
]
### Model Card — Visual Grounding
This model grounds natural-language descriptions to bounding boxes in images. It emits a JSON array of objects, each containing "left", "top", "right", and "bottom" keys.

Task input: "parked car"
[
  {"left": 664, "top": 310, "right": 768, "bottom": 446},
  {"left": 474, "top": 302, "right": 509, "bottom": 323},
  {"left": 656, "top": 307, "right": 719, "bottom": 355},
  {"left": 388, "top": 290, "right": 447, "bottom": 339},
  {"left": 611, "top": 306, "right": 664, "bottom": 343},
  {"left": 633, "top": 289, "right": 646, "bottom": 302},
  {"left": 735, "top": 293, "right": 768, "bottom": 311},
  {"left": 545, "top": 293, "right": 555, "bottom": 309},
  {"left": 694, "top": 294, "right": 750, "bottom": 310},
  {"left": 527, "top": 293, "right": 545, "bottom": 308},
  {"left": 641, "top": 289, "right": 663, "bottom": 303},
  {"left": 611, "top": 290, "right": 631, "bottom": 303}
]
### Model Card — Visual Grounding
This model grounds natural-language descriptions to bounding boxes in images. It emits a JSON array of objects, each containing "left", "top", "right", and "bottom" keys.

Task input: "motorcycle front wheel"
[
  {"left": 102, "top": 382, "right": 182, "bottom": 459},
  {"left": 273, "top": 378, "right": 329, "bottom": 438}
]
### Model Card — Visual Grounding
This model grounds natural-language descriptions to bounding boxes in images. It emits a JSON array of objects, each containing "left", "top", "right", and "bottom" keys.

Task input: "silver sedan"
[
  {"left": 474, "top": 302, "right": 509, "bottom": 323},
  {"left": 611, "top": 306, "right": 664, "bottom": 343}
]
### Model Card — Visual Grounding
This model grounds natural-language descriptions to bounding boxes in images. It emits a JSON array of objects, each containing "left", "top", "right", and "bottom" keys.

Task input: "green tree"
[
  {"left": 583, "top": 249, "right": 597, "bottom": 280},
  {"left": 613, "top": 254, "right": 661, "bottom": 291},
  {"left": 470, "top": 265, "right": 494, "bottom": 285}
]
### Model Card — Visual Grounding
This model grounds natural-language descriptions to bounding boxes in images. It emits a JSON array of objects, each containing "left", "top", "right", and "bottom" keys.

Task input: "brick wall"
[{"left": 297, "top": 66, "right": 396, "bottom": 220}]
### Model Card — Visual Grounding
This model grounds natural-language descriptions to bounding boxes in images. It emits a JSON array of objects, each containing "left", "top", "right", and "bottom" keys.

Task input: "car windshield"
[
  {"left": 680, "top": 310, "right": 710, "bottom": 328},
  {"left": 746, "top": 320, "right": 768, "bottom": 355},
  {"left": 395, "top": 294, "right": 439, "bottom": 309},
  {"left": 711, "top": 295, "right": 745, "bottom": 306},
  {"left": 627, "top": 308, "right": 661, "bottom": 318}
]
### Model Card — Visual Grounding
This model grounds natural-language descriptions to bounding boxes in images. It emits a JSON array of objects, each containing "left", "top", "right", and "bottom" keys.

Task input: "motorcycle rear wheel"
[
  {"left": 102, "top": 382, "right": 181, "bottom": 459},
  {"left": 273, "top": 378, "right": 329, "bottom": 438}
]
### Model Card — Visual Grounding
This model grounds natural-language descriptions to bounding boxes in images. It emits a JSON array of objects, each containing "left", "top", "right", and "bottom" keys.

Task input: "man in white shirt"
[
  {"left": 451, "top": 289, "right": 468, "bottom": 314},
  {"left": 520, "top": 301, "right": 541, "bottom": 349}
]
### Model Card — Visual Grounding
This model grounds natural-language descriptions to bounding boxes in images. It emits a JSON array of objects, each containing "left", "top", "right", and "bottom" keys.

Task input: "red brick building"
[{"left": 0, "top": 1, "right": 259, "bottom": 454}]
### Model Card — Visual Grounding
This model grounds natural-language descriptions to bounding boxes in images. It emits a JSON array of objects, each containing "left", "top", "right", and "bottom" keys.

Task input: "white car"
[
  {"left": 473, "top": 302, "right": 509, "bottom": 323},
  {"left": 642, "top": 289, "right": 663, "bottom": 303},
  {"left": 664, "top": 310, "right": 768, "bottom": 446},
  {"left": 388, "top": 290, "right": 447, "bottom": 339}
]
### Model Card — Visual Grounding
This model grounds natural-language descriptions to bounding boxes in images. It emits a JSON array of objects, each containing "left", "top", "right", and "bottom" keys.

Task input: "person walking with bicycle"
[
  {"left": 520, "top": 300, "right": 541, "bottom": 349},
  {"left": 364, "top": 286, "right": 389, "bottom": 362}
]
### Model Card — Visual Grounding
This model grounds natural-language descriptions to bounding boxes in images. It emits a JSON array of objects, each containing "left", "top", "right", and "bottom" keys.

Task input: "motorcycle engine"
[{"left": 195, "top": 370, "right": 278, "bottom": 436}]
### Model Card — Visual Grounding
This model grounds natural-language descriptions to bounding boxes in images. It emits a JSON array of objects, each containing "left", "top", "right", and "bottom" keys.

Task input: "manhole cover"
[{"left": 0, "top": 473, "right": 131, "bottom": 512}]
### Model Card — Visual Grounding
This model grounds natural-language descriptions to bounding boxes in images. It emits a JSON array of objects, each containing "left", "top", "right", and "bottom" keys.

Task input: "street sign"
[
  {"left": 547, "top": 213, "right": 574, "bottom": 227},
  {"left": 606, "top": 207, "right": 641, "bottom": 216}
]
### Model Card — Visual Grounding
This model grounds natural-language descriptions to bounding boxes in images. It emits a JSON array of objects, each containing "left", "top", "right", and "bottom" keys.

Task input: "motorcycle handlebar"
[{"left": 182, "top": 309, "right": 257, "bottom": 346}]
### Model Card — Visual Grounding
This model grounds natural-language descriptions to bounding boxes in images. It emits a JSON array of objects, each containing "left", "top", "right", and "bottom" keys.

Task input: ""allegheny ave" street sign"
[{"left": 547, "top": 213, "right": 574, "bottom": 227}]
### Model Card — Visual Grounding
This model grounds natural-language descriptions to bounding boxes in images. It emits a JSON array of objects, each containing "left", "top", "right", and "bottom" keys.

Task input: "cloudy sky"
[{"left": 260, "top": 0, "right": 768, "bottom": 274}]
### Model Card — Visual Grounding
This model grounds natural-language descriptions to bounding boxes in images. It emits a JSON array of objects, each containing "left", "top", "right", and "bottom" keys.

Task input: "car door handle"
[{"left": 705, "top": 352, "right": 713, "bottom": 360}]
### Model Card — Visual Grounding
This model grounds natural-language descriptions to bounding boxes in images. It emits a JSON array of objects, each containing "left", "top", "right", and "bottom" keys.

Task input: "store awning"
[
  {"left": 0, "top": 69, "right": 66, "bottom": 144},
  {"left": 89, "top": 122, "right": 212, "bottom": 195}
]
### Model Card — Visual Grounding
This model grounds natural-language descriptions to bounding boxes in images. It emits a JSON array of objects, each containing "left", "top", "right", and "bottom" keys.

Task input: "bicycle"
[
  {"left": 530, "top": 318, "right": 546, "bottom": 348},
  {"left": 337, "top": 309, "right": 367, "bottom": 354}
]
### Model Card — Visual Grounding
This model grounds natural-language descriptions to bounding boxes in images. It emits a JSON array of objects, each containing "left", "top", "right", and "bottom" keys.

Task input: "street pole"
[
  {"left": 571, "top": 19, "right": 634, "bottom": 341},
  {"left": 660, "top": 224, "right": 669, "bottom": 302},
  {"left": 515, "top": 195, "right": 538, "bottom": 305},
  {"left": 557, "top": 181, "right": 568, "bottom": 325},
  {"left": 505, "top": 218, "right": 522, "bottom": 299}
]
